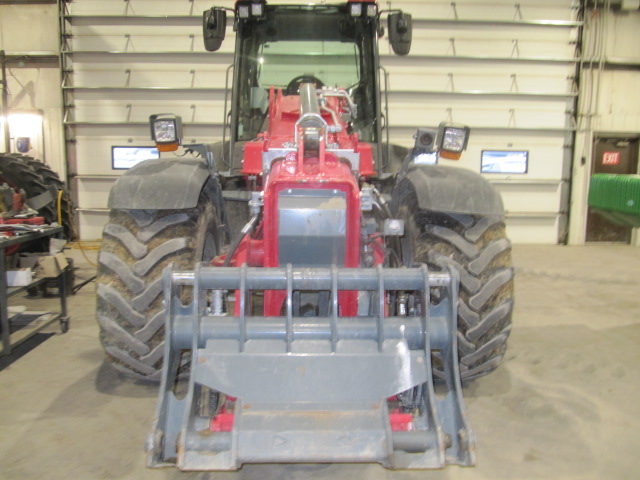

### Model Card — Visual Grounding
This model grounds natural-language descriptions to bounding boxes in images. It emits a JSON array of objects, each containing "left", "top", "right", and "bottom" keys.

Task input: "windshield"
[
  {"left": 232, "top": 5, "right": 379, "bottom": 143},
  {"left": 258, "top": 40, "right": 360, "bottom": 90}
]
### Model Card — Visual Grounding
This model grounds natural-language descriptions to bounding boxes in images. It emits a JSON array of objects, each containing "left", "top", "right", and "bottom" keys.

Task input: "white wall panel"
[
  {"left": 76, "top": 210, "right": 109, "bottom": 240},
  {"left": 496, "top": 182, "right": 563, "bottom": 212},
  {"left": 76, "top": 176, "right": 113, "bottom": 208},
  {"left": 0, "top": 5, "right": 65, "bottom": 178},
  {"left": 376, "top": 1, "right": 578, "bottom": 244},
  {"left": 386, "top": 63, "right": 573, "bottom": 94},
  {"left": 0, "top": 5, "right": 59, "bottom": 53},
  {"left": 597, "top": 71, "right": 640, "bottom": 132},
  {"left": 68, "top": 0, "right": 233, "bottom": 16},
  {"left": 73, "top": 65, "right": 229, "bottom": 89},
  {"left": 387, "top": 96, "right": 572, "bottom": 129},
  {"left": 63, "top": 0, "right": 578, "bottom": 242},
  {"left": 604, "top": 9, "right": 640, "bottom": 60},
  {"left": 505, "top": 217, "right": 561, "bottom": 244},
  {"left": 71, "top": 33, "right": 202, "bottom": 53},
  {"left": 400, "top": 24, "right": 578, "bottom": 59},
  {"left": 73, "top": 98, "right": 225, "bottom": 122},
  {"left": 376, "top": 0, "right": 577, "bottom": 22}
]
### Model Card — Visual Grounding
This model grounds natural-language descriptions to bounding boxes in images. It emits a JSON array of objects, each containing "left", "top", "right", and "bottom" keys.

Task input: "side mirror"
[
  {"left": 203, "top": 8, "right": 226, "bottom": 52},
  {"left": 387, "top": 12, "right": 412, "bottom": 56}
]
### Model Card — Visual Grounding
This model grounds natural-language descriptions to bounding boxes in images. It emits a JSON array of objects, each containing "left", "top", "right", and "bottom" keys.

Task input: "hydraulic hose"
[
  {"left": 223, "top": 214, "right": 260, "bottom": 267},
  {"left": 372, "top": 186, "right": 403, "bottom": 267},
  {"left": 372, "top": 186, "right": 393, "bottom": 218}
]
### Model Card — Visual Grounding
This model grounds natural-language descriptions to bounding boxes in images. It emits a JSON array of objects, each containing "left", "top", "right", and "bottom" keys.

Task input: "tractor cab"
[{"left": 204, "top": 1, "right": 412, "bottom": 173}]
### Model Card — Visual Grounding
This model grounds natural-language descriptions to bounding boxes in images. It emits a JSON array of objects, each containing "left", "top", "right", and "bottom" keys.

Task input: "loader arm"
[{"left": 147, "top": 80, "right": 475, "bottom": 471}]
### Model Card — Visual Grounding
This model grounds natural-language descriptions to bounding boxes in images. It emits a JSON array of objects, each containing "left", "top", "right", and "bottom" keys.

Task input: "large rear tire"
[
  {"left": 96, "top": 192, "right": 219, "bottom": 381},
  {"left": 11, "top": 154, "right": 75, "bottom": 240},
  {"left": 0, "top": 153, "right": 75, "bottom": 240},
  {"left": 402, "top": 209, "right": 514, "bottom": 381},
  {"left": 0, "top": 154, "right": 57, "bottom": 225}
]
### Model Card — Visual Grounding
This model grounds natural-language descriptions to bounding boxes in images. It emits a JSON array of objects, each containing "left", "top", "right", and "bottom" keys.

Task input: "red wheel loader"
[{"left": 96, "top": 0, "right": 514, "bottom": 471}]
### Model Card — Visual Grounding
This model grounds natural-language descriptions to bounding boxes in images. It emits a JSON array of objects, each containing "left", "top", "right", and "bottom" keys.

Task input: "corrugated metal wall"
[{"left": 62, "top": 0, "right": 580, "bottom": 242}]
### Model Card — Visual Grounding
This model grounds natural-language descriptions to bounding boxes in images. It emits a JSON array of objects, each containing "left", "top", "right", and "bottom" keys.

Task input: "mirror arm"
[{"left": 376, "top": 9, "right": 404, "bottom": 20}]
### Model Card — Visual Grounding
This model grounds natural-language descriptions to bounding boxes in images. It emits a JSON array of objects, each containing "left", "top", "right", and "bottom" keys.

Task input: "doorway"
[{"left": 586, "top": 136, "right": 639, "bottom": 243}]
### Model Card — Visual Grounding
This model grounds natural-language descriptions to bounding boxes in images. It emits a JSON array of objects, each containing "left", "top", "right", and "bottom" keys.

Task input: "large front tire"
[
  {"left": 403, "top": 209, "right": 514, "bottom": 381},
  {"left": 96, "top": 193, "right": 219, "bottom": 381}
]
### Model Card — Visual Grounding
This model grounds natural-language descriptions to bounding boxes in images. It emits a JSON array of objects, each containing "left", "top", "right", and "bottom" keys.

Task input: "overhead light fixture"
[{"left": 7, "top": 112, "right": 43, "bottom": 138}]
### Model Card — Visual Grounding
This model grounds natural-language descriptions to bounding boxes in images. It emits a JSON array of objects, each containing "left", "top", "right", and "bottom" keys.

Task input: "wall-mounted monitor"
[
  {"left": 112, "top": 146, "right": 160, "bottom": 170},
  {"left": 481, "top": 150, "right": 528, "bottom": 174}
]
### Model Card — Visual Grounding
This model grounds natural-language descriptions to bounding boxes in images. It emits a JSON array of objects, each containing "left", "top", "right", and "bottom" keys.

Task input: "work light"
[
  {"left": 349, "top": 3, "right": 362, "bottom": 16},
  {"left": 437, "top": 122, "right": 470, "bottom": 160},
  {"left": 149, "top": 114, "right": 183, "bottom": 151},
  {"left": 251, "top": 3, "right": 263, "bottom": 16},
  {"left": 237, "top": 4, "right": 250, "bottom": 18}
]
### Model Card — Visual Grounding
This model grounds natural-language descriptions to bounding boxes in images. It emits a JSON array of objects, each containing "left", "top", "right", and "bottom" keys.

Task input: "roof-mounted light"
[
  {"left": 349, "top": 3, "right": 362, "bottom": 16},
  {"left": 251, "top": 2, "right": 263, "bottom": 16},
  {"left": 237, "top": 4, "right": 250, "bottom": 18},
  {"left": 348, "top": 2, "right": 378, "bottom": 19},
  {"left": 235, "top": 1, "right": 266, "bottom": 20}
]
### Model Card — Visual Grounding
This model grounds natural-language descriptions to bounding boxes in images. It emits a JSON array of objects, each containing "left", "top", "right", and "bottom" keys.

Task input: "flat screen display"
[
  {"left": 112, "top": 146, "right": 160, "bottom": 170},
  {"left": 481, "top": 150, "right": 528, "bottom": 174}
]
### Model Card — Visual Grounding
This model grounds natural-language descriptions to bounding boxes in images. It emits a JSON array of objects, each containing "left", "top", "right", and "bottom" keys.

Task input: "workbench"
[{"left": 0, "top": 226, "right": 70, "bottom": 356}]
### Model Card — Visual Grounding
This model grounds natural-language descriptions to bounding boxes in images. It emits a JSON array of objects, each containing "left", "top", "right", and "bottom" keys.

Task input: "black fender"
[
  {"left": 392, "top": 164, "right": 504, "bottom": 216},
  {"left": 108, "top": 158, "right": 212, "bottom": 210}
]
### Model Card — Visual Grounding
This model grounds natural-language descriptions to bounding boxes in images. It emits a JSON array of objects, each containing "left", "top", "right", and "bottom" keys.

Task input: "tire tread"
[
  {"left": 408, "top": 210, "right": 514, "bottom": 380},
  {"left": 96, "top": 198, "right": 218, "bottom": 380}
]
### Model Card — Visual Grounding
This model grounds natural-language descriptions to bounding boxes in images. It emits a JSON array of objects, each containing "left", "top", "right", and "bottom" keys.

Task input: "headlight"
[
  {"left": 366, "top": 4, "right": 378, "bottom": 17},
  {"left": 149, "top": 114, "right": 183, "bottom": 150}
]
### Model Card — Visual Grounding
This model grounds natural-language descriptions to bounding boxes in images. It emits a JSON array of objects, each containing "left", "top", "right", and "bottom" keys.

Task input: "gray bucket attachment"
[{"left": 146, "top": 263, "right": 475, "bottom": 470}]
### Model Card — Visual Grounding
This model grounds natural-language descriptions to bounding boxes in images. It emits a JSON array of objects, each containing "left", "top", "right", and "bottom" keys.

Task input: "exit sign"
[{"left": 602, "top": 151, "right": 621, "bottom": 166}]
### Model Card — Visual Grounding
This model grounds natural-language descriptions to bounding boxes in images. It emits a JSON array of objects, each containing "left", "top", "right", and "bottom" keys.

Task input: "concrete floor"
[{"left": 1, "top": 244, "right": 639, "bottom": 480}]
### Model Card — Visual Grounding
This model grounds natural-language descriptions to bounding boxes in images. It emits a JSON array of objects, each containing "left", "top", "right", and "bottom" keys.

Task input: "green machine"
[{"left": 588, "top": 174, "right": 640, "bottom": 228}]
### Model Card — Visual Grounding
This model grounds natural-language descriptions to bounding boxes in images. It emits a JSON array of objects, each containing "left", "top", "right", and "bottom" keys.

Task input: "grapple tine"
[
  {"left": 146, "top": 264, "right": 192, "bottom": 467},
  {"left": 147, "top": 263, "right": 474, "bottom": 470}
]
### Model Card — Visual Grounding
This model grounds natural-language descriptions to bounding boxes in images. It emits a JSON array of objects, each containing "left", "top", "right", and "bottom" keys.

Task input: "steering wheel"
[{"left": 285, "top": 75, "right": 324, "bottom": 95}]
